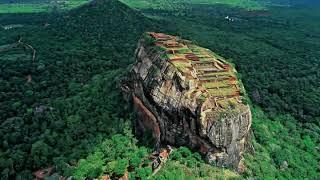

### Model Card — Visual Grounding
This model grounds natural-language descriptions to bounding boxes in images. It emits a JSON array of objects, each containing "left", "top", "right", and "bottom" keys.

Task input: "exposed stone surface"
[
  {"left": 280, "top": 161, "right": 288, "bottom": 171},
  {"left": 122, "top": 33, "right": 252, "bottom": 170}
]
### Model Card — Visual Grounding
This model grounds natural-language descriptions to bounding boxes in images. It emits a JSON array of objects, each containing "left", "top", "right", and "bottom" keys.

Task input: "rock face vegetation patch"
[{"left": 123, "top": 32, "right": 252, "bottom": 170}]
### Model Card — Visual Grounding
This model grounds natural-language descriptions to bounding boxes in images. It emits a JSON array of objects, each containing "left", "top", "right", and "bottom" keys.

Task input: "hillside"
[
  {"left": 0, "top": 0, "right": 156, "bottom": 178},
  {"left": 0, "top": 0, "right": 319, "bottom": 179}
]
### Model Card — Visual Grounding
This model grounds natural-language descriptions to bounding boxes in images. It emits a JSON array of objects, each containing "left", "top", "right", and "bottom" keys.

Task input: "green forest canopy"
[{"left": 0, "top": 0, "right": 319, "bottom": 179}]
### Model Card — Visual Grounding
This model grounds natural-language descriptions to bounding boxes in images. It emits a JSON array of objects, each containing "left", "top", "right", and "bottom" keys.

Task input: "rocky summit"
[{"left": 123, "top": 32, "right": 252, "bottom": 170}]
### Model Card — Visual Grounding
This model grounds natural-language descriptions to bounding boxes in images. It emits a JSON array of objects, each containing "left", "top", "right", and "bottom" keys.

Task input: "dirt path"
[
  {"left": 0, "top": 38, "right": 36, "bottom": 63},
  {"left": 18, "top": 38, "right": 36, "bottom": 63}
]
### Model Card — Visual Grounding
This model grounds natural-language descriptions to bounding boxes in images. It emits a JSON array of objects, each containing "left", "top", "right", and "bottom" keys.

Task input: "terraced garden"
[{"left": 148, "top": 32, "right": 243, "bottom": 109}]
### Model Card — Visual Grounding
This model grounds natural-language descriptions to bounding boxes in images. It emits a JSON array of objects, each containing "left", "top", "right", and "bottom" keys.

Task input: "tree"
[{"left": 31, "top": 140, "right": 51, "bottom": 168}]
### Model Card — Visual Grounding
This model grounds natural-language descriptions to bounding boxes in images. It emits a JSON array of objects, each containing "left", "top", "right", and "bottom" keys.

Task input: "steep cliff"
[{"left": 123, "top": 32, "right": 252, "bottom": 170}]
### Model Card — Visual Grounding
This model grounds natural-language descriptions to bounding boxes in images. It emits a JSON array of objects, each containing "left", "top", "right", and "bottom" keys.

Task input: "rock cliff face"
[{"left": 122, "top": 33, "right": 252, "bottom": 170}]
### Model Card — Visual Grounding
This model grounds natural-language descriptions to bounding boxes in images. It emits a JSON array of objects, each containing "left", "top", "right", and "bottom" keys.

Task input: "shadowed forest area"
[{"left": 0, "top": 0, "right": 319, "bottom": 179}]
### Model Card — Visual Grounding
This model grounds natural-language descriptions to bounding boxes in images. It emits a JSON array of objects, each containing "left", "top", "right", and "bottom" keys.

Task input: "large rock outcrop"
[{"left": 122, "top": 32, "right": 252, "bottom": 170}]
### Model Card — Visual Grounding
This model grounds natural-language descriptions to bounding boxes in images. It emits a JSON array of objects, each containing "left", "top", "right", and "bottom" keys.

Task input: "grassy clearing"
[
  {"left": 203, "top": 81, "right": 230, "bottom": 89},
  {"left": 0, "top": 0, "right": 89, "bottom": 14},
  {"left": 208, "top": 87, "right": 236, "bottom": 97},
  {"left": 201, "top": 71, "right": 233, "bottom": 77},
  {"left": 172, "top": 61, "right": 191, "bottom": 70},
  {"left": 120, "top": 0, "right": 266, "bottom": 10},
  {"left": 0, "top": 4, "right": 47, "bottom": 13},
  {"left": 184, "top": 0, "right": 265, "bottom": 10}
]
